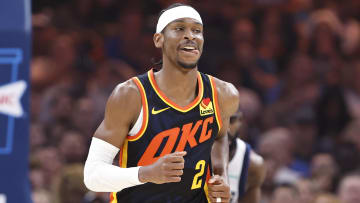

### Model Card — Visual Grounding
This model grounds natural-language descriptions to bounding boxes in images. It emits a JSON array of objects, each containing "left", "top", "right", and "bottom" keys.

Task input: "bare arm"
[
  {"left": 93, "top": 79, "right": 141, "bottom": 148},
  {"left": 211, "top": 77, "right": 240, "bottom": 179},
  {"left": 208, "top": 77, "right": 240, "bottom": 203},
  {"left": 239, "top": 151, "right": 266, "bottom": 203}
]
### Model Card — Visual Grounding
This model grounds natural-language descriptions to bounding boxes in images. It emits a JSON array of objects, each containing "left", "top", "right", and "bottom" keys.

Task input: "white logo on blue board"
[
  {"left": 0, "top": 81, "right": 26, "bottom": 117},
  {"left": 0, "top": 48, "right": 24, "bottom": 155}
]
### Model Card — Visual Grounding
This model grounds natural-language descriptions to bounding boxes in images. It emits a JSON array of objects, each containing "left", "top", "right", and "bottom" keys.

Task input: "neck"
[{"left": 154, "top": 57, "right": 199, "bottom": 107}]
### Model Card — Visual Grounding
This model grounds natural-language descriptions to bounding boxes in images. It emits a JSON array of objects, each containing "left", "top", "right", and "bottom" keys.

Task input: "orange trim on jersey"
[
  {"left": 148, "top": 69, "right": 204, "bottom": 113},
  {"left": 204, "top": 166, "right": 211, "bottom": 203},
  {"left": 119, "top": 139, "right": 128, "bottom": 168},
  {"left": 118, "top": 143, "right": 124, "bottom": 167},
  {"left": 208, "top": 75, "right": 223, "bottom": 131},
  {"left": 128, "top": 77, "right": 149, "bottom": 142},
  {"left": 109, "top": 192, "right": 117, "bottom": 203},
  {"left": 204, "top": 183, "right": 210, "bottom": 203}
]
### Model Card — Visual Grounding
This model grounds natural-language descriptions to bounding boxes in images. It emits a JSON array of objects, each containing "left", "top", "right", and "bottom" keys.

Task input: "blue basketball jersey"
[{"left": 111, "top": 69, "right": 222, "bottom": 203}]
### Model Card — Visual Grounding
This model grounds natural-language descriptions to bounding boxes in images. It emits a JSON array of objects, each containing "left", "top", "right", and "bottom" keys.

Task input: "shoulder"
[
  {"left": 110, "top": 79, "right": 140, "bottom": 101},
  {"left": 105, "top": 78, "right": 142, "bottom": 122},
  {"left": 209, "top": 75, "right": 240, "bottom": 118},
  {"left": 247, "top": 150, "right": 266, "bottom": 188}
]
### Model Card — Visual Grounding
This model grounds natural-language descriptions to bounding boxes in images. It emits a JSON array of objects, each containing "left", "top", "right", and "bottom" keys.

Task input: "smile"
[{"left": 179, "top": 47, "right": 199, "bottom": 55}]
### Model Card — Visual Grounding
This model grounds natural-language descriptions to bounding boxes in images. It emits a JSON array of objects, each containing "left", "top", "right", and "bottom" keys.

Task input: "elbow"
[
  {"left": 83, "top": 161, "right": 101, "bottom": 192},
  {"left": 83, "top": 172, "right": 94, "bottom": 191}
]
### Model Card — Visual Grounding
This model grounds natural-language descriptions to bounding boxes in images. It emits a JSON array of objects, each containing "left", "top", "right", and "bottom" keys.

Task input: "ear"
[{"left": 153, "top": 33, "right": 164, "bottom": 48}]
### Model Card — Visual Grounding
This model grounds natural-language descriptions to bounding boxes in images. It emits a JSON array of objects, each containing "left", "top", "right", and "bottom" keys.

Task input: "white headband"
[{"left": 156, "top": 6, "right": 203, "bottom": 33}]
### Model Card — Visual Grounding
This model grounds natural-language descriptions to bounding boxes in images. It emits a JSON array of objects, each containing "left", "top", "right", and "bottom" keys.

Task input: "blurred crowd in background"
[{"left": 30, "top": 0, "right": 360, "bottom": 202}]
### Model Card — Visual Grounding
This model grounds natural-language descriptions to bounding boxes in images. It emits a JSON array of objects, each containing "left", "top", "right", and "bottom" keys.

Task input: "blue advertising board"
[{"left": 0, "top": 0, "right": 32, "bottom": 202}]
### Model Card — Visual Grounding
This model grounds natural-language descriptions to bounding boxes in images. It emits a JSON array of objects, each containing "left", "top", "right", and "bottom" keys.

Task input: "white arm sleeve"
[{"left": 84, "top": 137, "right": 145, "bottom": 192}]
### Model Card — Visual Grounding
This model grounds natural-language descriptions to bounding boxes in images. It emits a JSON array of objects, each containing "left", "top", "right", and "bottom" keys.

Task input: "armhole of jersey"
[
  {"left": 127, "top": 77, "right": 149, "bottom": 142},
  {"left": 208, "top": 75, "right": 223, "bottom": 132},
  {"left": 238, "top": 143, "right": 251, "bottom": 197},
  {"left": 110, "top": 192, "right": 117, "bottom": 203},
  {"left": 128, "top": 108, "right": 143, "bottom": 136}
]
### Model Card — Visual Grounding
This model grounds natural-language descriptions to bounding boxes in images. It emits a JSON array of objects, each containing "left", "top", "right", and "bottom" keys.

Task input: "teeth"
[{"left": 183, "top": 46, "right": 195, "bottom": 50}]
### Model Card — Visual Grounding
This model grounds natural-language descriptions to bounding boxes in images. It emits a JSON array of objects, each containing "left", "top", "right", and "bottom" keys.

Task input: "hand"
[
  {"left": 138, "top": 151, "right": 186, "bottom": 184},
  {"left": 208, "top": 175, "right": 231, "bottom": 203}
]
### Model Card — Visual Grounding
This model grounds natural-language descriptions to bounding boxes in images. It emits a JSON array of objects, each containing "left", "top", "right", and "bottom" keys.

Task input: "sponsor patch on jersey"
[{"left": 199, "top": 98, "right": 214, "bottom": 116}]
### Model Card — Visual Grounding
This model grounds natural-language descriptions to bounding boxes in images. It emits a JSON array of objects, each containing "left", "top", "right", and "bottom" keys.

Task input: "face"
[
  {"left": 339, "top": 176, "right": 360, "bottom": 203},
  {"left": 154, "top": 17, "right": 204, "bottom": 69},
  {"left": 228, "top": 113, "right": 242, "bottom": 139},
  {"left": 272, "top": 187, "right": 298, "bottom": 203}
]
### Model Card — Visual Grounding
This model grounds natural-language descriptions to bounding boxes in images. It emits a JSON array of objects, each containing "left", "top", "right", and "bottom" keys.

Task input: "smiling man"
[{"left": 84, "top": 3, "right": 239, "bottom": 203}]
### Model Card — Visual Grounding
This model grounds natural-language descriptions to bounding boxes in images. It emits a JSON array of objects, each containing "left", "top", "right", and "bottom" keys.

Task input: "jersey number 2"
[{"left": 191, "top": 160, "right": 206, "bottom": 190}]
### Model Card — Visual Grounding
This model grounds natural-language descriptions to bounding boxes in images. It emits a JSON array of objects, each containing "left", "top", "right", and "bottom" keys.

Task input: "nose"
[{"left": 184, "top": 28, "right": 195, "bottom": 40}]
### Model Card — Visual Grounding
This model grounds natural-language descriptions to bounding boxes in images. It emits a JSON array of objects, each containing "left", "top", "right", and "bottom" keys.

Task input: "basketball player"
[
  {"left": 228, "top": 111, "right": 266, "bottom": 203},
  {"left": 84, "top": 3, "right": 238, "bottom": 203}
]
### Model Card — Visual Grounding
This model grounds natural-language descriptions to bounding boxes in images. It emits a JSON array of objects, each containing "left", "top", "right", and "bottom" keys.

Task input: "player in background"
[{"left": 228, "top": 111, "right": 266, "bottom": 203}]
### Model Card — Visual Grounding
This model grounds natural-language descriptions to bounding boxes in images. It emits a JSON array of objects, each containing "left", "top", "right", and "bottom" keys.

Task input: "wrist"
[{"left": 138, "top": 166, "right": 150, "bottom": 183}]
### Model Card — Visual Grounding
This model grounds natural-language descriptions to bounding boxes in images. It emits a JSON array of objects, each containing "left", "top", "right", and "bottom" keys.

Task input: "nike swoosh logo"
[{"left": 152, "top": 107, "right": 170, "bottom": 115}]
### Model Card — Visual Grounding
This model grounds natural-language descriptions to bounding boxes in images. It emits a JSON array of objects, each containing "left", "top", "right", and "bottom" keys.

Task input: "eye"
[
  {"left": 194, "top": 29, "right": 202, "bottom": 33},
  {"left": 175, "top": 27, "right": 184, "bottom": 31}
]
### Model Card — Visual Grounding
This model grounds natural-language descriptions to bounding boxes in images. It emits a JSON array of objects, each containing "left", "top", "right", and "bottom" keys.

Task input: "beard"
[{"left": 178, "top": 60, "right": 198, "bottom": 69}]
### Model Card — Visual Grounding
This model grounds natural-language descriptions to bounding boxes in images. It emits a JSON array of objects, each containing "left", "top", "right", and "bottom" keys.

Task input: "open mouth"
[{"left": 180, "top": 46, "right": 199, "bottom": 54}]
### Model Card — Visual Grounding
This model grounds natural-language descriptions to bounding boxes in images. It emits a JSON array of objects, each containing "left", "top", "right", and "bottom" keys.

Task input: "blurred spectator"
[
  {"left": 236, "top": 87, "right": 263, "bottom": 145},
  {"left": 342, "top": 120, "right": 360, "bottom": 152},
  {"left": 289, "top": 111, "right": 317, "bottom": 164},
  {"left": 257, "top": 128, "right": 301, "bottom": 185},
  {"left": 310, "top": 153, "right": 338, "bottom": 193},
  {"left": 271, "top": 183, "right": 300, "bottom": 203},
  {"left": 232, "top": 18, "right": 256, "bottom": 46},
  {"left": 337, "top": 171, "right": 360, "bottom": 203},
  {"left": 295, "top": 178, "right": 316, "bottom": 203},
  {"left": 32, "top": 189, "right": 51, "bottom": 203},
  {"left": 32, "top": 147, "right": 63, "bottom": 186},
  {"left": 344, "top": 61, "right": 360, "bottom": 120},
  {"left": 314, "top": 193, "right": 340, "bottom": 203},
  {"left": 71, "top": 97, "right": 100, "bottom": 138},
  {"left": 84, "top": 192, "right": 109, "bottom": 203},
  {"left": 39, "top": 85, "right": 74, "bottom": 127},
  {"left": 262, "top": 54, "right": 320, "bottom": 128},
  {"left": 316, "top": 86, "right": 351, "bottom": 138},
  {"left": 59, "top": 130, "right": 87, "bottom": 164},
  {"left": 30, "top": 123, "right": 47, "bottom": 151},
  {"left": 53, "top": 164, "right": 88, "bottom": 203}
]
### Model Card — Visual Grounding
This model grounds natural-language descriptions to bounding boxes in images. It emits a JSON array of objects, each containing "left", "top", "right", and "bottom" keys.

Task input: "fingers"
[
  {"left": 208, "top": 184, "right": 227, "bottom": 192},
  {"left": 163, "top": 162, "right": 184, "bottom": 170},
  {"left": 209, "top": 191, "right": 226, "bottom": 197},
  {"left": 166, "top": 155, "right": 185, "bottom": 163},
  {"left": 166, "top": 151, "right": 187, "bottom": 163},
  {"left": 166, "top": 169, "right": 183, "bottom": 176},
  {"left": 171, "top": 151, "right": 187, "bottom": 157},
  {"left": 157, "top": 152, "right": 186, "bottom": 184},
  {"left": 208, "top": 175, "right": 223, "bottom": 185},
  {"left": 208, "top": 175, "right": 231, "bottom": 202},
  {"left": 166, "top": 176, "right": 181, "bottom": 183}
]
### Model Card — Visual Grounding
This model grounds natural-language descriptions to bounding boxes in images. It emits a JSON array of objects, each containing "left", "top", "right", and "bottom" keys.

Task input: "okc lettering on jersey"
[{"left": 138, "top": 116, "right": 214, "bottom": 165}]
